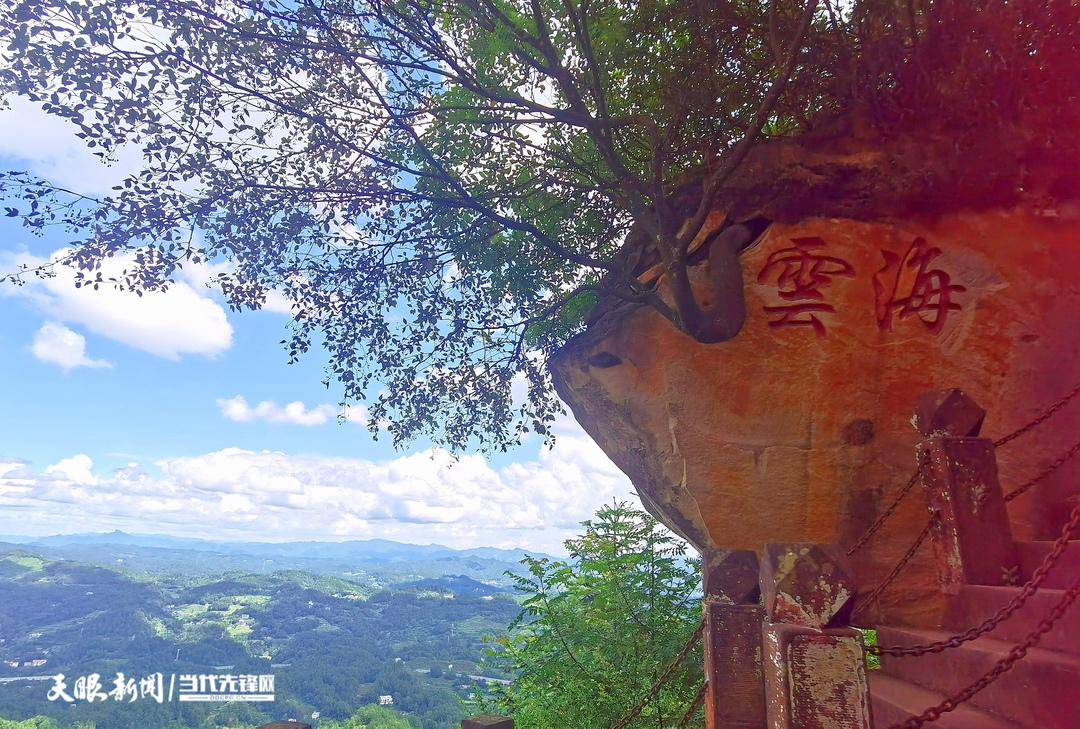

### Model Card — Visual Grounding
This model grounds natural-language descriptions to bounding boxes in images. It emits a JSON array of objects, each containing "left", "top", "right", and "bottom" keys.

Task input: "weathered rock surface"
[{"left": 549, "top": 206, "right": 1080, "bottom": 626}]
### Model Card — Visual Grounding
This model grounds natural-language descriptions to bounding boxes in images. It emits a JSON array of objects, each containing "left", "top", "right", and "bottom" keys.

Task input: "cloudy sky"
[{"left": 0, "top": 97, "right": 636, "bottom": 554}]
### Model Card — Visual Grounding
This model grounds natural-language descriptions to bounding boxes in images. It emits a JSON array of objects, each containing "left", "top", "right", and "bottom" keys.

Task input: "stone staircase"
[{"left": 868, "top": 539, "right": 1080, "bottom": 729}]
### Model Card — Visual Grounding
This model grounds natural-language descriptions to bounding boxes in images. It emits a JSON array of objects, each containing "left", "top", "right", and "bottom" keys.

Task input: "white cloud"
[
  {"left": 0, "top": 418, "right": 636, "bottom": 553},
  {"left": 30, "top": 322, "right": 112, "bottom": 371},
  {"left": 1, "top": 248, "right": 233, "bottom": 360},
  {"left": 0, "top": 97, "right": 143, "bottom": 196},
  {"left": 341, "top": 403, "right": 368, "bottom": 425},
  {"left": 217, "top": 396, "right": 339, "bottom": 427},
  {"left": 44, "top": 455, "right": 98, "bottom": 486},
  {"left": 260, "top": 288, "right": 295, "bottom": 315}
]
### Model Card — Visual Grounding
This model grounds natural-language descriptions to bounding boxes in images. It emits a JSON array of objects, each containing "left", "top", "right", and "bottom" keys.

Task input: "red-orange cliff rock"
[{"left": 549, "top": 206, "right": 1080, "bottom": 626}]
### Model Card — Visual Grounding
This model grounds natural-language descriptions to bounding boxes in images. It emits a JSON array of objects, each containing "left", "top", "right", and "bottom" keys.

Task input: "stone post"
[
  {"left": 759, "top": 543, "right": 872, "bottom": 729},
  {"left": 914, "top": 389, "right": 1020, "bottom": 593},
  {"left": 461, "top": 716, "right": 513, "bottom": 729},
  {"left": 701, "top": 548, "right": 766, "bottom": 729}
]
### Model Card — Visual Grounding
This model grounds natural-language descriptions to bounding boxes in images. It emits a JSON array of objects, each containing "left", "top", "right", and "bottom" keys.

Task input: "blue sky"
[{"left": 0, "top": 97, "right": 635, "bottom": 553}]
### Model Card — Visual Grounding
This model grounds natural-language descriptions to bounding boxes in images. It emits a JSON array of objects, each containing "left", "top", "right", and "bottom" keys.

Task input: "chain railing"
[
  {"left": 846, "top": 461, "right": 927, "bottom": 558},
  {"left": 870, "top": 500, "right": 1080, "bottom": 657},
  {"left": 849, "top": 381, "right": 1080, "bottom": 614},
  {"left": 887, "top": 572, "right": 1080, "bottom": 729},
  {"left": 992, "top": 379, "right": 1080, "bottom": 449},
  {"left": 853, "top": 514, "right": 937, "bottom": 621},
  {"left": 862, "top": 406, "right": 1080, "bottom": 651},
  {"left": 610, "top": 619, "right": 704, "bottom": 729},
  {"left": 614, "top": 384, "right": 1080, "bottom": 729},
  {"left": 848, "top": 379, "right": 1080, "bottom": 557},
  {"left": 1004, "top": 436, "right": 1080, "bottom": 502},
  {"left": 866, "top": 381, "right": 1080, "bottom": 728},
  {"left": 676, "top": 681, "right": 708, "bottom": 728}
]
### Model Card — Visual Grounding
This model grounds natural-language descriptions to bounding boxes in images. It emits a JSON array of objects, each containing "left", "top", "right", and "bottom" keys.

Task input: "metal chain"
[
  {"left": 869, "top": 501, "right": 1080, "bottom": 657},
  {"left": 993, "top": 379, "right": 1080, "bottom": 448},
  {"left": 853, "top": 514, "right": 937, "bottom": 620},
  {"left": 849, "top": 378, "right": 1080, "bottom": 556},
  {"left": 847, "top": 454, "right": 929, "bottom": 557},
  {"left": 676, "top": 681, "right": 708, "bottom": 729},
  {"left": 1004, "top": 437, "right": 1080, "bottom": 502},
  {"left": 610, "top": 619, "right": 704, "bottom": 729},
  {"left": 608, "top": 383, "right": 1080, "bottom": 729},
  {"left": 888, "top": 573, "right": 1080, "bottom": 729}
]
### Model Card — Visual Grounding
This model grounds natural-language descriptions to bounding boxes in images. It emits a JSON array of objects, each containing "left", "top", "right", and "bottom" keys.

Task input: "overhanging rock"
[{"left": 548, "top": 207, "right": 1080, "bottom": 626}]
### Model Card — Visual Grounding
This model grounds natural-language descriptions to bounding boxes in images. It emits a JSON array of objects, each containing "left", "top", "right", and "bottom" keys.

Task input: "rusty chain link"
[
  {"left": 853, "top": 513, "right": 937, "bottom": 620},
  {"left": 993, "top": 379, "right": 1080, "bottom": 448},
  {"left": 870, "top": 500, "right": 1080, "bottom": 657},
  {"left": 848, "top": 379, "right": 1080, "bottom": 557},
  {"left": 610, "top": 619, "right": 704, "bottom": 729},
  {"left": 676, "top": 681, "right": 708, "bottom": 728},
  {"left": 846, "top": 454, "right": 929, "bottom": 557},
  {"left": 888, "top": 572, "right": 1080, "bottom": 729},
  {"left": 1004, "top": 436, "right": 1080, "bottom": 502},
  {"left": 608, "top": 382, "right": 1080, "bottom": 729}
]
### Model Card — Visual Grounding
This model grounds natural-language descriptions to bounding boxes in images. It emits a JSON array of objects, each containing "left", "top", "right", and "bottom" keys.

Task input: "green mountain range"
[{"left": 0, "top": 537, "right": 536, "bottom": 729}]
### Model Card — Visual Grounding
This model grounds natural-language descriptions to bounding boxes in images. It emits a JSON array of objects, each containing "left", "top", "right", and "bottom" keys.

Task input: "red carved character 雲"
[{"left": 757, "top": 236, "right": 856, "bottom": 337}]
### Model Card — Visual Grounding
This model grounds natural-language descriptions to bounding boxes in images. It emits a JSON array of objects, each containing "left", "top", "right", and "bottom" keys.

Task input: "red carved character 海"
[{"left": 873, "top": 237, "right": 965, "bottom": 335}]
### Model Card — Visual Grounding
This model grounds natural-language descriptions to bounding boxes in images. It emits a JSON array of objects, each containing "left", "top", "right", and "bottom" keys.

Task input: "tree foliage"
[
  {"left": 0, "top": 0, "right": 1075, "bottom": 451},
  {"left": 320, "top": 704, "right": 415, "bottom": 729},
  {"left": 0, "top": 719, "right": 65, "bottom": 729},
  {"left": 479, "top": 502, "right": 703, "bottom": 728}
]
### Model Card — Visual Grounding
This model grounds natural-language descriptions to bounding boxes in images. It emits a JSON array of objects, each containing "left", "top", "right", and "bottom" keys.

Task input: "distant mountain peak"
[{"left": 16, "top": 531, "right": 555, "bottom": 563}]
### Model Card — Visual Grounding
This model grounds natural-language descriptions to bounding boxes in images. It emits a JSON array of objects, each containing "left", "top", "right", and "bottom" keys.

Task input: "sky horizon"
[
  {"left": 0, "top": 96, "right": 640, "bottom": 557},
  {"left": 0, "top": 527, "right": 557, "bottom": 552}
]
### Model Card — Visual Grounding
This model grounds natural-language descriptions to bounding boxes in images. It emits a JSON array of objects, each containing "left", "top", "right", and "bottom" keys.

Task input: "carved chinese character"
[
  {"left": 873, "top": 237, "right": 965, "bottom": 335},
  {"left": 757, "top": 237, "right": 855, "bottom": 337}
]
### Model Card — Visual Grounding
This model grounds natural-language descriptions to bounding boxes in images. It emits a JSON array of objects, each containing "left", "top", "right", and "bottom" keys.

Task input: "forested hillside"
[{"left": 0, "top": 546, "right": 521, "bottom": 728}]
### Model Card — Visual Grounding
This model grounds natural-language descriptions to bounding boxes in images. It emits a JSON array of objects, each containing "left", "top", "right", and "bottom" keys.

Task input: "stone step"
[
  {"left": 1016, "top": 540, "right": 1080, "bottom": 590},
  {"left": 876, "top": 625, "right": 1080, "bottom": 728},
  {"left": 942, "top": 585, "right": 1079, "bottom": 653},
  {"left": 869, "top": 672, "right": 1021, "bottom": 729}
]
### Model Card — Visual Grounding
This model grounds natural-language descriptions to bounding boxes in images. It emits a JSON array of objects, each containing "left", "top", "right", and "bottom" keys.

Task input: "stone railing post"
[
  {"left": 760, "top": 543, "right": 872, "bottom": 729},
  {"left": 701, "top": 548, "right": 766, "bottom": 729},
  {"left": 914, "top": 389, "right": 1020, "bottom": 593},
  {"left": 462, "top": 716, "right": 513, "bottom": 729}
]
